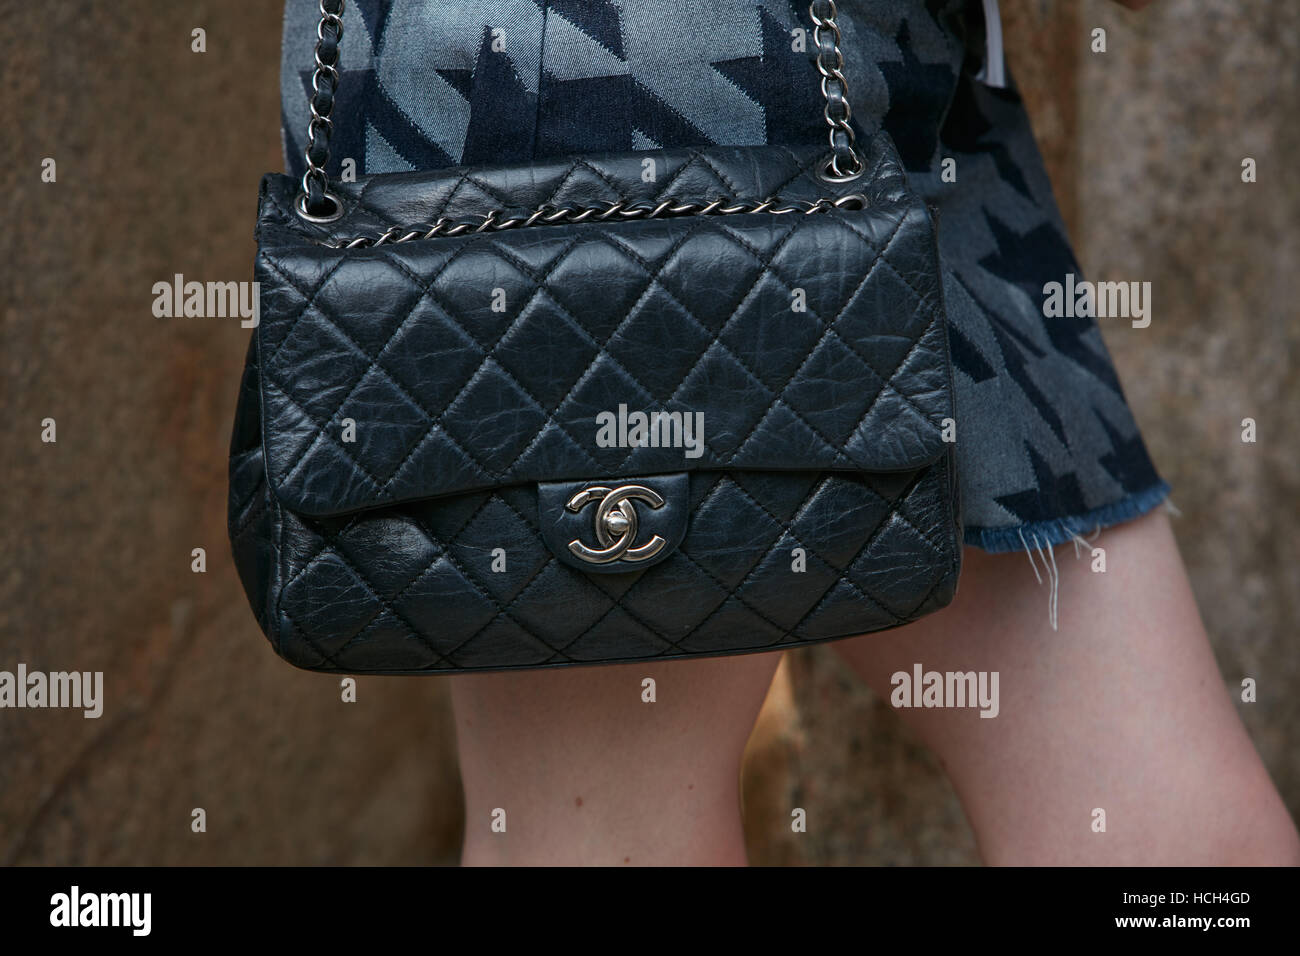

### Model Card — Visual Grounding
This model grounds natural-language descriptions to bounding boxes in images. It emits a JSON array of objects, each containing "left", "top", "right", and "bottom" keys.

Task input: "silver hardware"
[
  {"left": 322, "top": 193, "right": 867, "bottom": 249},
  {"left": 810, "top": 0, "right": 865, "bottom": 182},
  {"left": 295, "top": 191, "right": 344, "bottom": 223},
  {"left": 566, "top": 485, "right": 667, "bottom": 565},
  {"left": 298, "top": 0, "right": 346, "bottom": 220}
]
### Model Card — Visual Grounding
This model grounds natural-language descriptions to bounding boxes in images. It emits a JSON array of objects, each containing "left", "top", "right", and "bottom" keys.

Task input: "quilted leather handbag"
[{"left": 228, "top": 0, "right": 962, "bottom": 674}]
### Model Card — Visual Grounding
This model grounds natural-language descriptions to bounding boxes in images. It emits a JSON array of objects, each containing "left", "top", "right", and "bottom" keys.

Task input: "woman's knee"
[{"left": 450, "top": 652, "right": 783, "bottom": 864}]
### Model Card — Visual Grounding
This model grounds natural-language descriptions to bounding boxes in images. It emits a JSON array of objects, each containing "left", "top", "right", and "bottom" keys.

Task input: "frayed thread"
[
  {"left": 1021, "top": 532, "right": 1060, "bottom": 630},
  {"left": 1070, "top": 527, "right": 1100, "bottom": 558},
  {"left": 968, "top": 482, "right": 1172, "bottom": 630},
  {"left": 1019, "top": 525, "right": 1104, "bottom": 632}
]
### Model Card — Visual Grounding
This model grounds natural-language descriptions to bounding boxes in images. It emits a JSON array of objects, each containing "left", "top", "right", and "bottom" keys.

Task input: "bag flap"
[{"left": 253, "top": 141, "right": 954, "bottom": 518}]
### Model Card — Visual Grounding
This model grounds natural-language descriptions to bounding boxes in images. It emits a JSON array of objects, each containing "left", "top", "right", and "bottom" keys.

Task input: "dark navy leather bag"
[{"left": 229, "top": 0, "right": 962, "bottom": 673}]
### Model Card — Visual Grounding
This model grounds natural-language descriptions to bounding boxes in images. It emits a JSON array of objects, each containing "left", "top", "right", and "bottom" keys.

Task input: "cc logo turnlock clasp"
[{"left": 565, "top": 484, "right": 667, "bottom": 565}]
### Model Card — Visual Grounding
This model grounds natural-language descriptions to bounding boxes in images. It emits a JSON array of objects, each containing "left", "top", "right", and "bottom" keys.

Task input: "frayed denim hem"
[
  {"left": 963, "top": 481, "right": 1172, "bottom": 630},
  {"left": 964, "top": 481, "right": 1173, "bottom": 555}
]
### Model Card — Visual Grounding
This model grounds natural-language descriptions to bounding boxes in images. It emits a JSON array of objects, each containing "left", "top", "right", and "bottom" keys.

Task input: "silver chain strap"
[
  {"left": 322, "top": 194, "right": 867, "bottom": 249},
  {"left": 810, "top": 0, "right": 865, "bottom": 182},
  {"left": 294, "top": 0, "right": 866, "bottom": 223},
  {"left": 297, "top": 0, "right": 346, "bottom": 222}
]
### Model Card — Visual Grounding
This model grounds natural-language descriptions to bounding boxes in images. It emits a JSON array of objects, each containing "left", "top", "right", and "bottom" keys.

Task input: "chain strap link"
[
  {"left": 293, "top": 0, "right": 865, "bottom": 221},
  {"left": 810, "top": 0, "right": 865, "bottom": 182},
  {"left": 320, "top": 194, "right": 867, "bottom": 248},
  {"left": 298, "top": 0, "right": 346, "bottom": 222}
]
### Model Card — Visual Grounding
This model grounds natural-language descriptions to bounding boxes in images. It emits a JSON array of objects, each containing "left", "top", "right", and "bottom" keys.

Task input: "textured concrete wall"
[
  {"left": 0, "top": 0, "right": 463, "bottom": 866},
  {"left": 1, "top": 0, "right": 1295, "bottom": 865}
]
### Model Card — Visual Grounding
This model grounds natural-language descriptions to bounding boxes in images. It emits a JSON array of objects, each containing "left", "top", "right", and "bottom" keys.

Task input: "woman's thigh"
[
  {"left": 450, "top": 649, "right": 783, "bottom": 865},
  {"left": 834, "top": 507, "right": 1300, "bottom": 864}
]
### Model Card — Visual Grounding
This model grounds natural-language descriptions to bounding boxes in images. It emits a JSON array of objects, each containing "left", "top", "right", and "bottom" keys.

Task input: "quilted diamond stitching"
[
  {"left": 461, "top": 224, "right": 727, "bottom": 465},
  {"left": 711, "top": 473, "right": 923, "bottom": 629},
  {"left": 712, "top": 209, "right": 946, "bottom": 436},
  {"left": 260, "top": 213, "right": 947, "bottom": 512},
  {"left": 372, "top": 219, "right": 713, "bottom": 481},
  {"left": 259, "top": 253, "right": 497, "bottom": 489},
  {"left": 550, "top": 570, "right": 692, "bottom": 659},
  {"left": 283, "top": 525, "right": 452, "bottom": 669},
  {"left": 715, "top": 213, "right": 934, "bottom": 462},
  {"left": 593, "top": 224, "right": 856, "bottom": 469},
  {"left": 403, "top": 513, "right": 569, "bottom": 663},
  {"left": 670, "top": 475, "right": 877, "bottom": 636},
  {"left": 466, "top": 489, "right": 697, "bottom": 660},
  {"left": 265, "top": 209, "right": 775, "bottom": 499},
  {"left": 269, "top": 462, "right": 953, "bottom": 671},
  {"left": 258, "top": 141, "right": 948, "bottom": 514},
  {"left": 261, "top": 377, "right": 386, "bottom": 491},
  {"left": 281, "top": 488, "right": 508, "bottom": 663},
  {"left": 263, "top": 243, "right": 601, "bottom": 493},
  {"left": 239, "top": 141, "right": 961, "bottom": 673},
  {"left": 366, "top": 252, "right": 608, "bottom": 487}
]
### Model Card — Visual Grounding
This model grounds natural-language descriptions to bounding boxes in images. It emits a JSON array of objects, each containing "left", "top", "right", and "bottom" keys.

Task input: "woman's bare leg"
[
  {"left": 834, "top": 507, "right": 1300, "bottom": 865},
  {"left": 451, "top": 650, "right": 783, "bottom": 865}
]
